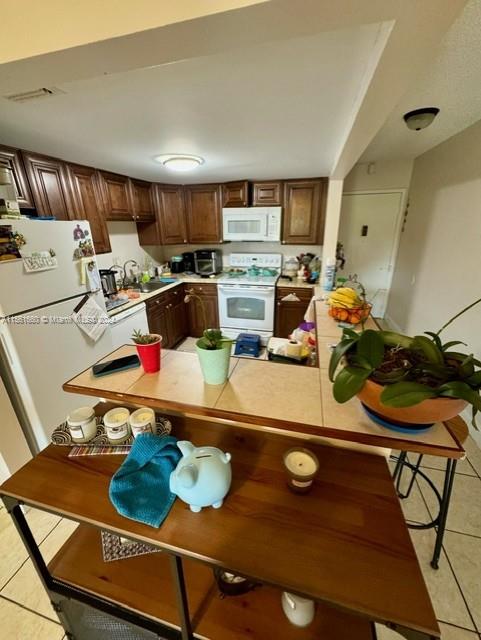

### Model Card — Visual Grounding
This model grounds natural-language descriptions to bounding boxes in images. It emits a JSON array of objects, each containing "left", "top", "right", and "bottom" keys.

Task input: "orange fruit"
[
  {"left": 349, "top": 313, "right": 361, "bottom": 324},
  {"left": 338, "top": 309, "right": 349, "bottom": 321}
]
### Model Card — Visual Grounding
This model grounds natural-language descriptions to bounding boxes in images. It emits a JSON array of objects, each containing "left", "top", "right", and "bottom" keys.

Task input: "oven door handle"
[{"left": 218, "top": 285, "right": 274, "bottom": 292}]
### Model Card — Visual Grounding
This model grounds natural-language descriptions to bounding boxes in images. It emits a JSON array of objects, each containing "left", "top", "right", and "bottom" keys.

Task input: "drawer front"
[
  {"left": 184, "top": 283, "right": 218, "bottom": 297},
  {"left": 276, "top": 287, "right": 313, "bottom": 301}
]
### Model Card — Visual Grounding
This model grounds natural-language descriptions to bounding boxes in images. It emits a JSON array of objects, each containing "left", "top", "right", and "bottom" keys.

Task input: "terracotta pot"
[
  {"left": 358, "top": 378, "right": 467, "bottom": 424},
  {"left": 135, "top": 335, "right": 162, "bottom": 373}
]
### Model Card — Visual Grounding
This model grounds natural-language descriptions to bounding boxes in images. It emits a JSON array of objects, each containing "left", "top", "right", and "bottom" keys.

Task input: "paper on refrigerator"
[{"left": 71, "top": 295, "right": 109, "bottom": 342}]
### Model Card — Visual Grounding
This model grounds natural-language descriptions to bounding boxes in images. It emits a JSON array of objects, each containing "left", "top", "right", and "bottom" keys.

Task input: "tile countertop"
[
  {"left": 107, "top": 275, "right": 315, "bottom": 317},
  {"left": 64, "top": 304, "right": 464, "bottom": 459}
]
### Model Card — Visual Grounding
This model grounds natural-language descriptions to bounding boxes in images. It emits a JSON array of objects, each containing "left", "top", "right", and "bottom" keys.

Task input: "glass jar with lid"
[{"left": 67, "top": 407, "right": 97, "bottom": 443}]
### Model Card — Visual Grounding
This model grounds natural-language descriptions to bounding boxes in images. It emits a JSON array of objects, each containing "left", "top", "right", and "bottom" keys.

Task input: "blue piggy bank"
[{"left": 169, "top": 441, "right": 232, "bottom": 512}]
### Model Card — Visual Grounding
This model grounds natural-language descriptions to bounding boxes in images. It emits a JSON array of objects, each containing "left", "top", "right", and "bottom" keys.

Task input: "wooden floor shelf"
[{"left": 49, "top": 523, "right": 373, "bottom": 640}]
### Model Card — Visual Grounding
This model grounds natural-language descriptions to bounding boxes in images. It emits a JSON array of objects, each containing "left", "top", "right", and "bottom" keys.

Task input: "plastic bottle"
[{"left": 323, "top": 257, "right": 336, "bottom": 292}]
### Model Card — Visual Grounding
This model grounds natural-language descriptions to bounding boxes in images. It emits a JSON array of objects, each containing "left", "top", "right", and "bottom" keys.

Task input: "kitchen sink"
[{"left": 139, "top": 281, "right": 169, "bottom": 293}]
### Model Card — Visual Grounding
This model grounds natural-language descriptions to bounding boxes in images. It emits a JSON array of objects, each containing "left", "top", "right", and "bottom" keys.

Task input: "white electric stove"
[{"left": 218, "top": 253, "right": 282, "bottom": 344}]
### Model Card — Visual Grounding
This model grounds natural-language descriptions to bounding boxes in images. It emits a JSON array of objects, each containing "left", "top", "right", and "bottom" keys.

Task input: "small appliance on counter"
[
  {"left": 182, "top": 251, "right": 195, "bottom": 274},
  {"left": 99, "top": 269, "right": 118, "bottom": 296},
  {"left": 194, "top": 249, "right": 223, "bottom": 277},
  {"left": 170, "top": 255, "right": 184, "bottom": 274}
]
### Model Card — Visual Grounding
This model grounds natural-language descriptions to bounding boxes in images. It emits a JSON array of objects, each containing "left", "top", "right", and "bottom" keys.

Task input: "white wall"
[
  {"left": 386, "top": 119, "right": 481, "bottom": 440},
  {"left": 96, "top": 222, "right": 162, "bottom": 272},
  {"left": 162, "top": 242, "right": 322, "bottom": 267},
  {"left": 343, "top": 159, "right": 413, "bottom": 192}
]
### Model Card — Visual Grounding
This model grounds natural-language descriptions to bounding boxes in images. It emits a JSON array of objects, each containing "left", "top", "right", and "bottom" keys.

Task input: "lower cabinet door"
[
  {"left": 186, "top": 292, "right": 219, "bottom": 338},
  {"left": 274, "top": 301, "right": 310, "bottom": 338},
  {"left": 147, "top": 299, "right": 170, "bottom": 346},
  {"left": 168, "top": 297, "right": 188, "bottom": 348}
]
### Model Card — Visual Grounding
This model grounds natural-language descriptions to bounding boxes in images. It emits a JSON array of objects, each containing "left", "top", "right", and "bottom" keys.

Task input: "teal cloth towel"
[{"left": 109, "top": 433, "right": 181, "bottom": 528}]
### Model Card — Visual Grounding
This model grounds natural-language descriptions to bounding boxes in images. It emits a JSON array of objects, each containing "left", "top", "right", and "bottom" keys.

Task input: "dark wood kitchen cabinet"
[
  {"left": 274, "top": 286, "right": 313, "bottom": 338},
  {"left": 222, "top": 180, "right": 249, "bottom": 207},
  {"left": 98, "top": 171, "right": 134, "bottom": 221},
  {"left": 146, "top": 287, "right": 188, "bottom": 349},
  {"left": 0, "top": 145, "right": 35, "bottom": 208},
  {"left": 184, "top": 184, "right": 222, "bottom": 244},
  {"left": 129, "top": 178, "right": 155, "bottom": 221},
  {"left": 157, "top": 185, "right": 188, "bottom": 244},
  {"left": 252, "top": 181, "right": 282, "bottom": 206},
  {"left": 184, "top": 283, "right": 218, "bottom": 337},
  {"left": 67, "top": 164, "right": 111, "bottom": 254},
  {"left": 282, "top": 178, "right": 326, "bottom": 244},
  {"left": 22, "top": 151, "right": 74, "bottom": 220}
]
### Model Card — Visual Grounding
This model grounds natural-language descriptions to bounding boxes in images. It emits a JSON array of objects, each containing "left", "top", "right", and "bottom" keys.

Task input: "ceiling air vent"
[{"left": 4, "top": 87, "right": 65, "bottom": 103}]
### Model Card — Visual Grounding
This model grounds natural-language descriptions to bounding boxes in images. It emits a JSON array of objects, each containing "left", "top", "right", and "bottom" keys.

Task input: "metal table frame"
[
  {"left": 2, "top": 495, "right": 192, "bottom": 640},
  {"left": 391, "top": 453, "right": 457, "bottom": 569},
  {"left": 1, "top": 492, "right": 440, "bottom": 640}
]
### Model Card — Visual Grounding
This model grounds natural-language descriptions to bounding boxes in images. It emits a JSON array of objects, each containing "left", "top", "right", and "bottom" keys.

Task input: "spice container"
[
  {"left": 67, "top": 407, "right": 97, "bottom": 443},
  {"left": 129, "top": 407, "right": 156, "bottom": 437},
  {"left": 283, "top": 448, "right": 319, "bottom": 493},
  {"left": 103, "top": 407, "right": 131, "bottom": 444}
]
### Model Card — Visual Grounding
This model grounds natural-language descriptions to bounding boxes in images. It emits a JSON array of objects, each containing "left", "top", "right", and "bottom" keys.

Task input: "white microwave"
[{"left": 222, "top": 207, "right": 282, "bottom": 242}]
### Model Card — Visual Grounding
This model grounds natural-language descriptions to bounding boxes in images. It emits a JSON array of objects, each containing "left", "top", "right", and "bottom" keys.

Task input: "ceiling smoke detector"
[
  {"left": 403, "top": 107, "right": 440, "bottom": 131},
  {"left": 154, "top": 154, "right": 204, "bottom": 172},
  {"left": 4, "top": 87, "right": 66, "bottom": 103}
]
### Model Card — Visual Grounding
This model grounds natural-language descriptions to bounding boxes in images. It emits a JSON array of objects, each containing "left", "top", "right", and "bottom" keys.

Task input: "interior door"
[{"left": 338, "top": 192, "right": 403, "bottom": 317}]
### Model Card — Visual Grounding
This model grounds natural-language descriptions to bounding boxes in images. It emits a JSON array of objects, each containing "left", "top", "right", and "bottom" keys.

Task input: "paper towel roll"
[{"left": 286, "top": 340, "right": 302, "bottom": 357}]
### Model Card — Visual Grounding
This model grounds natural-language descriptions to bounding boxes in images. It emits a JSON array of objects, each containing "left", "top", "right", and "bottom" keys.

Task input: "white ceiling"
[
  {"left": 0, "top": 24, "right": 382, "bottom": 183},
  {"left": 361, "top": 0, "right": 481, "bottom": 162}
]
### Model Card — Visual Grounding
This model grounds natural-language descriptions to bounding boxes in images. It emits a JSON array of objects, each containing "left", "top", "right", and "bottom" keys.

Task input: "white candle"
[
  {"left": 283, "top": 448, "right": 319, "bottom": 493},
  {"left": 284, "top": 450, "right": 318, "bottom": 476}
]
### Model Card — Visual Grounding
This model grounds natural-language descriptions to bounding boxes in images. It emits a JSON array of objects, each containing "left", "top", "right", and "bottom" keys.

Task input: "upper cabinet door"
[
  {"left": 21, "top": 152, "right": 74, "bottom": 220},
  {"left": 67, "top": 164, "right": 111, "bottom": 254},
  {"left": 0, "top": 145, "right": 34, "bottom": 208},
  {"left": 184, "top": 184, "right": 222, "bottom": 244},
  {"left": 98, "top": 171, "right": 134, "bottom": 221},
  {"left": 222, "top": 180, "right": 249, "bottom": 207},
  {"left": 252, "top": 181, "right": 282, "bottom": 206},
  {"left": 156, "top": 185, "right": 187, "bottom": 245},
  {"left": 130, "top": 178, "right": 155, "bottom": 221},
  {"left": 282, "top": 178, "right": 326, "bottom": 244}
]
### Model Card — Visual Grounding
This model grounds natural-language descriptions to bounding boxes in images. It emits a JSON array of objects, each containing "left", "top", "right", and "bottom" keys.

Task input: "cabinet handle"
[
  {"left": 184, "top": 239, "right": 188, "bottom": 243},
  {"left": 282, "top": 241, "right": 286, "bottom": 244},
  {"left": 277, "top": 302, "right": 281, "bottom": 306}
]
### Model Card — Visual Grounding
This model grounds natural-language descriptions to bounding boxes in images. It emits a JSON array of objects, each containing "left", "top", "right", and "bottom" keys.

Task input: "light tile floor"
[{"left": 0, "top": 439, "right": 480, "bottom": 639}]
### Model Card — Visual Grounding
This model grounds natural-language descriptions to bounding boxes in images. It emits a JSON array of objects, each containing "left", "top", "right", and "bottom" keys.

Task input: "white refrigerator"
[{"left": 0, "top": 220, "right": 113, "bottom": 454}]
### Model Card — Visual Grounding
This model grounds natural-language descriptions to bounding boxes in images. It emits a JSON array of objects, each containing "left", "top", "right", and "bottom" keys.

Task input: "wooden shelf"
[{"left": 49, "top": 524, "right": 373, "bottom": 640}]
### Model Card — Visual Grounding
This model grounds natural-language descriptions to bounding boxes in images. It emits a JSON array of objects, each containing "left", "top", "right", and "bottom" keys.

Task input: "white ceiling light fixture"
[
  {"left": 155, "top": 154, "right": 204, "bottom": 172},
  {"left": 403, "top": 107, "right": 440, "bottom": 131}
]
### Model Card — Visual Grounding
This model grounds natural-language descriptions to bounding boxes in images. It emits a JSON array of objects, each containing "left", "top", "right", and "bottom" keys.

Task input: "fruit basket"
[
  {"left": 328, "top": 302, "right": 371, "bottom": 325},
  {"left": 328, "top": 280, "right": 371, "bottom": 325}
]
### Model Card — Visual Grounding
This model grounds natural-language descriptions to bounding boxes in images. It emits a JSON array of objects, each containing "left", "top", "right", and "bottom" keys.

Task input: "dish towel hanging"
[{"left": 109, "top": 433, "right": 181, "bottom": 528}]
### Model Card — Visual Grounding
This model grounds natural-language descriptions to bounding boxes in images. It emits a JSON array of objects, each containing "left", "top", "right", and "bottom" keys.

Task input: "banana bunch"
[{"left": 328, "top": 287, "right": 363, "bottom": 309}]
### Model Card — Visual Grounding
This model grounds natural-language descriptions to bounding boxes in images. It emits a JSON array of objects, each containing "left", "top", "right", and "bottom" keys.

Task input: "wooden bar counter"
[{"left": 1, "top": 415, "right": 439, "bottom": 639}]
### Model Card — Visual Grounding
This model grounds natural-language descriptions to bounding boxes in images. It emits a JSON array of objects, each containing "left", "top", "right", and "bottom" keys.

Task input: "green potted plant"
[
  {"left": 329, "top": 298, "right": 481, "bottom": 429},
  {"left": 184, "top": 291, "right": 233, "bottom": 385},
  {"left": 132, "top": 330, "right": 162, "bottom": 373}
]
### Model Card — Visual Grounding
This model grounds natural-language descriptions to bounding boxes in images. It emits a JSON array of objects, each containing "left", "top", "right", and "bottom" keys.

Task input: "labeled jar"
[
  {"left": 103, "top": 407, "right": 131, "bottom": 444},
  {"left": 129, "top": 407, "right": 156, "bottom": 438},
  {"left": 67, "top": 407, "right": 97, "bottom": 443}
]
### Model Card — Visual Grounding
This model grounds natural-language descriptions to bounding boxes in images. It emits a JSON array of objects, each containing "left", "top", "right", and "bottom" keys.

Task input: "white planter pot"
[{"left": 196, "top": 342, "right": 231, "bottom": 385}]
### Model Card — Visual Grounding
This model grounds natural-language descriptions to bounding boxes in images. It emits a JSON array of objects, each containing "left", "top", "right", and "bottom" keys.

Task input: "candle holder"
[{"left": 283, "top": 448, "right": 319, "bottom": 494}]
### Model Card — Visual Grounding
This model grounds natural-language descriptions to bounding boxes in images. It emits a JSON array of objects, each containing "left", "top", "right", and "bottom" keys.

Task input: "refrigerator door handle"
[{"left": 1, "top": 333, "right": 14, "bottom": 366}]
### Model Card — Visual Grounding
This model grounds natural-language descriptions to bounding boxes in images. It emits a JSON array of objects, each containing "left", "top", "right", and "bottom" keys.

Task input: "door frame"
[{"left": 340, "top": 188, "right": 407, "bottom": 317}]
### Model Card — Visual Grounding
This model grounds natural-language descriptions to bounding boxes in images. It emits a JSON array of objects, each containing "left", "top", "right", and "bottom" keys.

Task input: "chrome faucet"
[{"left": 122, "top": 260, "right": 138, "bottom": 289}]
